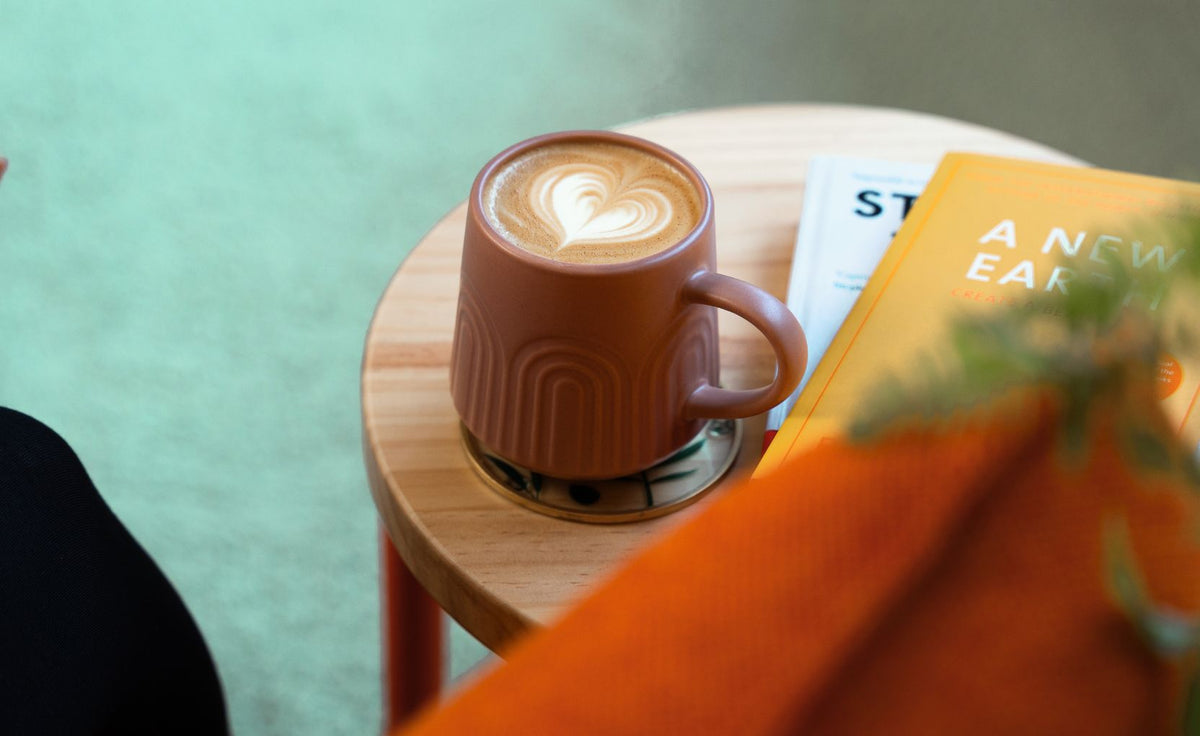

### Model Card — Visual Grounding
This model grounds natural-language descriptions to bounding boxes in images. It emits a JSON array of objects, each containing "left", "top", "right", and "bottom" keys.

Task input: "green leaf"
[
  {"left": 1184, "top": 453, "right": 1200, "bottom": 493},
  {"left": 1104, "top": 516, "right": 1147, "bottom": 619},
  {"left": 1183, "top": 670, "right": 1200, "bottom": 736},
  {"left": 1105, "top": 515, "right": 1200, "bottom": 657},
  {"left": 638, "top": 472, "right": 653, "bottom": 508},
  {"left": 1059, "top": 378, "right": 1094, "bottom": 462},
  {"left": 1138, "top": 608, "right": 1200, "bottom": 657},
  {"left": 649, "top": 469, "right": 698, "bottom": 485},
  {"left": 1123, "top": 424, "right": 1174, "bottom": 474},
  {"left": 653, "top": 437, "right": 707, "bottom": 469}
]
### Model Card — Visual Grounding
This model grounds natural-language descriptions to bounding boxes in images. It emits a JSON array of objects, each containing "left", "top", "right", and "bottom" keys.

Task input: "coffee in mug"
[
  {"left": 481, "top": 140, "right": 703, "bottom": 265},
  {"left": 451, "top": 131, "right": 807, "bottom": 480}
]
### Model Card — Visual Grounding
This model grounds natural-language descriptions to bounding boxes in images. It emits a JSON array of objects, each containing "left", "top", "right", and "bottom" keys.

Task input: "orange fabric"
[{"left": 403, "top": 388, "right": 1200, "bottom": 735}]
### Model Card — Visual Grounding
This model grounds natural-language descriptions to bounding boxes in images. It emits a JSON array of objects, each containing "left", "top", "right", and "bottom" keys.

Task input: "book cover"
[
  {"left": 763, "top": 156, "right": 933, "bottom": 448},
  {"left": 756, "top": 153, "right": 1200, "bottom": 478}
]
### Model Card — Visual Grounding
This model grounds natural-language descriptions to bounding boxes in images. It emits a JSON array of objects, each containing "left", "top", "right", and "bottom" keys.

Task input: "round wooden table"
[{"left": 361, "top": 103, "right": 1080, "bottom": 726}]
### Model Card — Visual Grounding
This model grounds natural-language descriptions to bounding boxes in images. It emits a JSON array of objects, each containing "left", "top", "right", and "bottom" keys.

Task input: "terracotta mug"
[{"left": 450, "top": 130, "right": 806, "bottom": 479}]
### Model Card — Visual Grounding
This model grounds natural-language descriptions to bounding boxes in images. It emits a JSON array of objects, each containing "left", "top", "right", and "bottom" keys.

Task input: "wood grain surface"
[{"left": 362, "top": 104, "right": 1082, "bottom": 652}]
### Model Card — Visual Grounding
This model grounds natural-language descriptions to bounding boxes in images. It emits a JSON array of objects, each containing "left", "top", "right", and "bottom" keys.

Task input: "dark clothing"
[{"left": 0, "top": 408, "right": 229, "bottom": 734}]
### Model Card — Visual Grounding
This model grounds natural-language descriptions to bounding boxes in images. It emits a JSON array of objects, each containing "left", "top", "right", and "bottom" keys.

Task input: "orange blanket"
[{"left": 403, "top": 387, "right": 1200, "bottom": 734}]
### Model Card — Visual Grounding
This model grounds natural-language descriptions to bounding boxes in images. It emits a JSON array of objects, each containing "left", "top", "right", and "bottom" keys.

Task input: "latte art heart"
[
  {"left": 482, "top": 140, "right": 703, "bottom": 265},
  {"left": 532, "top": 164, "right": 674, "bottom": 250}
]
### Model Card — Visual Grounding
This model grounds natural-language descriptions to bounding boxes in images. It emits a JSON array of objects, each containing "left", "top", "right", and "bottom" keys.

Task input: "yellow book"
[{"left": 756, "top": 153, "right": 1200, "bottom": 477}]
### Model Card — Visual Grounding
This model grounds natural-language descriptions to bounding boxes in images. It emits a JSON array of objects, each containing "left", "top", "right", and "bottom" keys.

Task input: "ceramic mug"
[{"left": 450, "top": 130, "right": 806, "bottom": 479}]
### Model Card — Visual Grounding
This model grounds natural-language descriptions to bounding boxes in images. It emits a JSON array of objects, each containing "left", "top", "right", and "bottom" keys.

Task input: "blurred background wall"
[{"left": 2, "top": 1, "right": 1197, "bottom": 733}]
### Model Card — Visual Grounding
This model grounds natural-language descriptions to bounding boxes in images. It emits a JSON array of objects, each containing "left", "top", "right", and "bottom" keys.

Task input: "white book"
[{"left": 764, "top": 156, "right": 934, "bottom": 448}]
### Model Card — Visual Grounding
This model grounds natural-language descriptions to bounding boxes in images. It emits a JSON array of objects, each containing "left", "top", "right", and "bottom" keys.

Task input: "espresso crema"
[{"left": 481, "top": 140, "right": 704, "bottom": 265}]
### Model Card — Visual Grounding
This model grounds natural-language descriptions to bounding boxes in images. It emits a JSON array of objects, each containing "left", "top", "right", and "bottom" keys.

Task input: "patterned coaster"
[{"left": 461, "top": 419, "right": 743, "bottom": 523}]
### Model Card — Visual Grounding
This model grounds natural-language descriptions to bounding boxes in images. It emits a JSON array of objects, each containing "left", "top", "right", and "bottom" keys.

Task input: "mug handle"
[{"left": 681, "top": 270, "right": 808, "bottom": 420}]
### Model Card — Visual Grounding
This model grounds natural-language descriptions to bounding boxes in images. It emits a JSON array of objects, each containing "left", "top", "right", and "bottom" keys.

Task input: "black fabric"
[{"left": 0, "top": 408, "right": 229, "bottom": 735}]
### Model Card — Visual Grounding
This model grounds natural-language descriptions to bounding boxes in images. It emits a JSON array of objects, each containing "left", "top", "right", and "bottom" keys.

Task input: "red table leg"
[{"left": 380, "top": 524, "right": 443, "bottom": 734}]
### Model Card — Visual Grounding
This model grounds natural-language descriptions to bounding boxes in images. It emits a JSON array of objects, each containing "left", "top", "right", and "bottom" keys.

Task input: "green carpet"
[{"left": 2, "top": 2, "right": 1196, "bottom": 733}]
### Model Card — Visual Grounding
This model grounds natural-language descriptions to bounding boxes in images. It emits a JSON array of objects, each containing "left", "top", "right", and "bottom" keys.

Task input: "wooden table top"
[{"left": 362, "top": 104, "right": 1081, "bottom": 652}]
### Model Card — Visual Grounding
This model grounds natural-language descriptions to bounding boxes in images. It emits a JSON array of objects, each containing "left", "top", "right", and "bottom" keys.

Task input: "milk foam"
[{"left": 483, "top": 141, "right": 702, "bottom": 265}]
